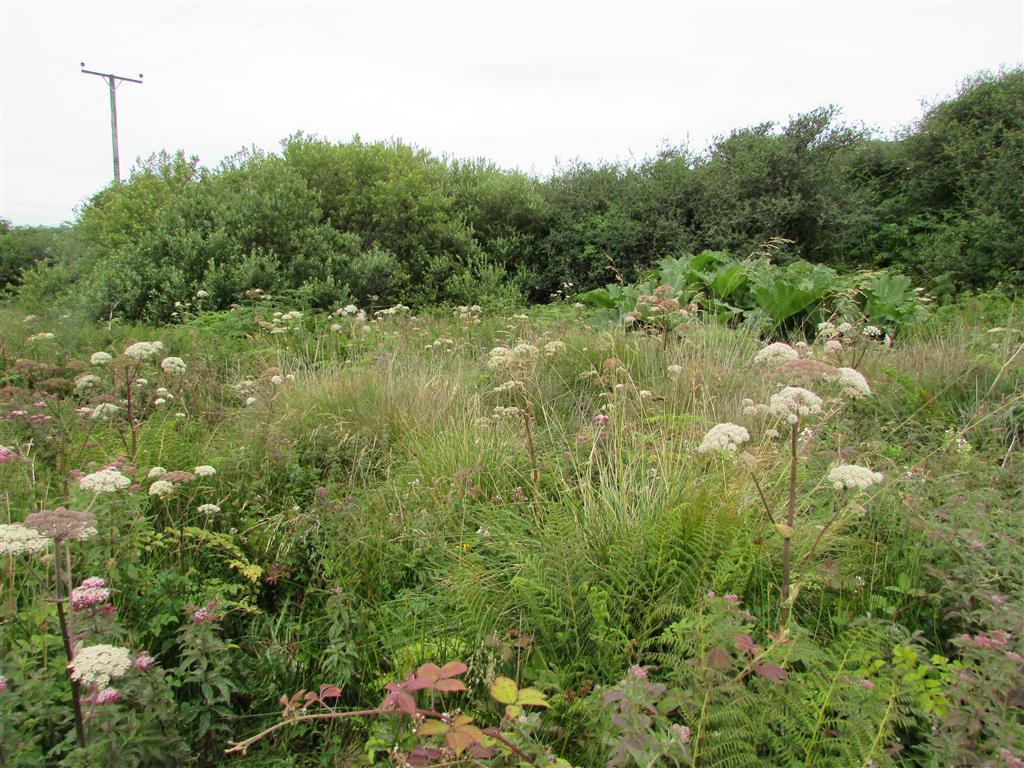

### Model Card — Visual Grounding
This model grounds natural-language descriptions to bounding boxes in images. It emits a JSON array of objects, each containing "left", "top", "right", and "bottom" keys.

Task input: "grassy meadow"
[{"left": 0, "top": 295, "right": 1022, "bottom": 767}]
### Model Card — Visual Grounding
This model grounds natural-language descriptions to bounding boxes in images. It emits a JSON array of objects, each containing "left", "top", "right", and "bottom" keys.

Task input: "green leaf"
[{"left": 489, "top": 676, "right": 518, "bottom": 705}]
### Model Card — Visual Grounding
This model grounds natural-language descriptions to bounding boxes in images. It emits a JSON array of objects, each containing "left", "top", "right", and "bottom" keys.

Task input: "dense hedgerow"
[{"left": 3, "top": 69, "right": 1022, "bottom": 320}]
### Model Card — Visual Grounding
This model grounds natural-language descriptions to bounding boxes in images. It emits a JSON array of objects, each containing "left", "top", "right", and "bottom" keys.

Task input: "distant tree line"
[{"left": 2, "top": 68, "right": 1020, "bottom": 321}]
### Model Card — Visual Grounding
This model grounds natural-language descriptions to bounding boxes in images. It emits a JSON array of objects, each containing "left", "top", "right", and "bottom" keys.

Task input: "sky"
[{"left": 1, "top": 1, "right": 1022, "bottom": 227}]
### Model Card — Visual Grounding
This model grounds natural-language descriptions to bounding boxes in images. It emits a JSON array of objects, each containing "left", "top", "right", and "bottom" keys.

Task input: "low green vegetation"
[{"left": 1, "top": 288, "right": 1021, "bottom": 766}]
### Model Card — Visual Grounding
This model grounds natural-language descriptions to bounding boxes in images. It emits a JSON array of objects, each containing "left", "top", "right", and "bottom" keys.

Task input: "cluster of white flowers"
[
  {"left": 28, "top": 332, "right": 55, "bottom": 342},
  {"left": 194, "top": 465, "right": 216, "bottom": 477},
  {"left": 280, "top": 310, "right": 303, "bottom": 322},
  {"left": 830, "top": 367, "right": 872, "bottom": 398},
  {"left": 492, "top": 405, "right": 523, "bottom": 418},
  {"left": 90, "top": 351, "right": 113, "bottom": 366},
  {"left": 492, "top": 379, "right": 524, "bottom": 395},
  {"left": 68, "top": 644, "right": 133, "bottom": 688},
  {"left": 148, "top": 466, "right": 167, "bottom": 479},
  {"left": 488, "top": 344, "right": 539, "bottom": 370},
  {"left": 374, "top": 304, "right": 410, "bottom": 319},
  {"left": 134, "top": 378, "right": 148, "bottom": 388},
  {"left": 160, "top": 357, "right": 187, "bottom": 375},
  {"left": 425, "top": 337, "right": 455, "bottom": 351},
  {"left": 667, "top": 364, "right": 684, "bottom": 379},
  {"left": 543, "top": 340, "right": 567, "bottom": 356},
  {"left": 148, "top": 480, "right": 176, "bottom": 499},
  {"left": 90, "top": 403, "right": 120, "bottom": 421},
  {"left": 767, "top": 386, "right": 823, "bottom": 424},
  {"left": 823, "top": 339, "right": 843, "bottom": 353},
  {"left": 454, "top": 305, "right": 482, "bottom": 323},
  {"left": 75, "top": 374, "right": 102, "bottom": 393},
  {"left": 197, "top": 504, "right": 220, "bottom": 515},
  {"left": 862, "top": 325, "right": 883, "bottom": 338},
  {"left": 698, "top": 423, "right": 751, "bottom": 454},
  {"left": 0, "top": 523, "right": 49, "bottom": 556},
  {"left": 753, "top": 342, "right": 799, "bottom": 366},
  {"left": 79, "top": 469, "right": 131, "bottom": 494},
  {"left": 124, "top": 341, "right": 164, "bottom": 360},
  {"left": 334, "top": 304, "right": 368, "bottom": 322},
  {"left": 827, "top": 464, "right": 883, "bottom": 491}
]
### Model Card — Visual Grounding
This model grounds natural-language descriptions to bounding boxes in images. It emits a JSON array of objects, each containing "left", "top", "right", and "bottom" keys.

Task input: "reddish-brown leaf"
[
  {"left": 754, "top": 663, "right": 789, "bottom": 683},
  {"left": 708, "top": 647, "right": 732, "bottom": 671}
]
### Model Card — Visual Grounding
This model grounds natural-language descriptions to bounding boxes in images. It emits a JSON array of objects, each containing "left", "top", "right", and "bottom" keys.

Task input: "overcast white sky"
[{"left": 1, "top": 0, "right": 1021, "bottom": 226}]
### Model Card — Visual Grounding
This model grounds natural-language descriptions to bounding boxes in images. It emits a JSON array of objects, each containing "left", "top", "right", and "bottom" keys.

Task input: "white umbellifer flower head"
[
  {"left": 197, "top": 503, "right": 220, "bottom": 515},
  {"left": 194, "top": 465, "right": 216, "bottom": 477},
  {"left": 817, "top": 321, "right": 837, "bottom": 339},
  {"left": 79, "top": 469, "right": 131, "bottom": 494},
  {"left": 544, "top": 340, "right": 567, "bottom": 356},
  {"left": 270, "top": 375, "right": 284, "bottom": 386},
  {"left": 75, "top": 374, "right": 102, "bottom": 393},
  {"left": 487, "top": 347, "right": 515, "bottom": 370},
  {"left": 0, "top": 523, "right": 50, "bottom": 556},
  {"left": 768, "top": 386, "right": 823, "bottom": 424},
  {"left": 824, "top": 339, "right": 843, "bottom": 353},
  {"left": 148, "top": 480, "right": 175, "bottom": 499},
  {"left": 160, "top": 357, "right": 187, "bottom": 375},
  {"left": 698, "top": 423, "right": 751, "bottom": 454},
  {"left": 195, "top": 289, "right": 210, "bottom": 298},
  {"left": 862, "top": 325, "right": 883, "bottom": 339},
  {"left": 124, "top": 341, "right": 164, "bottom": 360},
  {"left": 68, "top": 644, "right": 132, "bottom": 688},
  {"left": 244, "top": 397, "right": 257, "bottom": 407},
  {"left": 512, "top": 343, "right": 539, "bottom": 361},
  {"left": 330, "top": 323, "right": 343, "bottom": 333},
  {"left": 831, "top": 367, "right": 872, "bottom": 399},
  {"left": 29, "top": 332, "right": 55, "bottom": 342},
  {"left": 153, "top": 398, "right": 167, "bottom": 406},
  {"left": 667, "top": 364, "right": 683, "bottom": 379},
  {"left": 90, "top": 403, "right": 120, "bottom": 421},
  {"left": 836, "top": 322, "right": 854, "bottom": 335},
  {"left": 827, "top": 464, "right": 883, "bottom": 491},
  {"left": 147, "top": 467, "right": 166, "bottom": 479},
  {"left": 753, "top": 342, "right": 799, "bottom": 366},
  {"left": 90, "top": 352, "right": 113, "bottom": 366},
  {"left": 134, "top": 378, "right": 148, "bottom": 388}
]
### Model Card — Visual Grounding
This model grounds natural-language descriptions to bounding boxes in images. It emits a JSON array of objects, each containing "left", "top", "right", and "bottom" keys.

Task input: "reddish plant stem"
[
  {"left": 53, "top": 539, "right": 86, "bottom": 748},
  {"left": 779, "top": 421, "right": 798, "bottom": 630}
]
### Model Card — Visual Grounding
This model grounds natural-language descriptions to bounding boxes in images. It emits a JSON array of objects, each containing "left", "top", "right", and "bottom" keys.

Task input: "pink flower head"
[
  {"left": 95, "top": 687, "right": 121, "bottom": 705},
  {"left": 1001, "top": 748, "right": 1024, "bottom": 768},
  {"left": 134, "top": 651, "right": 155, "bottom": 672},
  {"left": 723, "top": 594, "right": 740, "bottom": 606},
  {"left": 1006, "top": 651, "right": 1024, "bottom": 664},
  {"left": 859, "top": 678, "right": 874, "bottom": 690},
  {"left": 671, "top": 724, "right": 691, "bottom": 744},
  {"left": 0, "top": 675, "right": 7, "bottom": 693},
  {"left": 69, "top": 578, "right": 110, "bottom": 611},
  {"left": 0, "top": 446, "right": 18, "bottom": 463},
  {"left": 628, "top": 664, "right": 648, "bottom": 679},
  {"left": 591, "top": 414, "right": 610, "bottom": 426},
  {"left": 992, "top": 594, "right": 1009, "bottom": 606},
  {"left": 188, "top": 600, "right": 220, "bottom": 625}
]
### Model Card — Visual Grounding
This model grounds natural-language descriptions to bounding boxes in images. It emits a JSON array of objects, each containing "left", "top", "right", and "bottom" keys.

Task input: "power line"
[
  {"left": 146, "top": 1, "right": 317, "bottom": 74},
  {"left": 87, "top": 0, "right": 209, "bottom": 62}
]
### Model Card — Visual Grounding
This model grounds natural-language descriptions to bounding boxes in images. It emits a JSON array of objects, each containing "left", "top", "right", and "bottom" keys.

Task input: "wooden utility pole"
[{"left": 80, "top": 63, "right": 143, "bottom": 183}]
